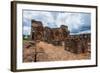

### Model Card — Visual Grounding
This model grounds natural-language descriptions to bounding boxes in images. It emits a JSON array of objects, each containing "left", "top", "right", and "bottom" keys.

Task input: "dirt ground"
[{"left": 23, "top": 40, "right": 91, "bottom": 62}]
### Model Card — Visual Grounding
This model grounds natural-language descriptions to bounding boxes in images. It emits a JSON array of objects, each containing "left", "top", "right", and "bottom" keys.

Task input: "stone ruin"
[
  {"left": 30, "top": 19, "right": 91, "bottom": 54},
  {"left": 65, "top": 34, "right": 91, "bottom": 54},
  {"left": 30, "top": 19, "right": 70, "bottom": 45}
]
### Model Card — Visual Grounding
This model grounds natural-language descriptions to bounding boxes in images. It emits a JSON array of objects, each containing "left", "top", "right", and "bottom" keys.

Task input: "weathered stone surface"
[
  {"left": 31, "top": 20, "right": 44, "bottom": 41},
  {"left": 30, "top": 20, "right": 69, "bottom": 45},
  {"left": 65, "top": 34, "right": 91, "bottom": 54},
  {"left": 30, "top": 20, "right": 90, "bottom": 54}
]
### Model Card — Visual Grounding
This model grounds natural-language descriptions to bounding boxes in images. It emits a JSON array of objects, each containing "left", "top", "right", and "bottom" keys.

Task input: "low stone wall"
[{"left": 64, "top": 38, "right": 90, "bottom": 54}]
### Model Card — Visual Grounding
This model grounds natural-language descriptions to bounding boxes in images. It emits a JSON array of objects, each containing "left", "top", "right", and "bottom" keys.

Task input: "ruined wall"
[
  {"left": 30, "top": 20, "right": 91, "bottom": 54},
  {"left": 31, "top": 20, "right": 44, "bottom": 41},
  {"left": 31, "top": 20, "right": 69, "bottom": 43},
  {"left": 65, "top": 34, "right": 91, "bottom": 54}
]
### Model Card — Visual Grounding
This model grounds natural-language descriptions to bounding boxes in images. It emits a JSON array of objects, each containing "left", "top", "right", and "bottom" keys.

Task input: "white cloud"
[
  {"left": 23, "top": 10, "right": 91, "bottom": 35},
  {"left": 56, "top": 13, "right": 85, "bottom": 32},
  {"left": 23, "top": 26, "right": 31, "bottom": 35},
  {"left": 23, "top": 10, "right": 55, "bottom": 27}
]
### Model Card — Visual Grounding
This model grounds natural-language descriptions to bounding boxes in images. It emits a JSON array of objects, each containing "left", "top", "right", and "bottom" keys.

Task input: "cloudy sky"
[{"left": 22, "top": 10, "right": 91, "bottom": 35}]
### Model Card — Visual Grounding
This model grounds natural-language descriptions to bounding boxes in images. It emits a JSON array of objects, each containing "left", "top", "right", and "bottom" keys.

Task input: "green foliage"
[{"left": 23, "top": 35, "right": 30, "bottom": 40}]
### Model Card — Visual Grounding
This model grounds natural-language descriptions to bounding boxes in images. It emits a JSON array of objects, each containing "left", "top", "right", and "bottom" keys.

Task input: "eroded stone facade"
[
  {"left": 31, "top": 20, "right": 69, "bottom": 44},
  {"left": 30, "top": 20, "right": 90, "bottom": 54}
]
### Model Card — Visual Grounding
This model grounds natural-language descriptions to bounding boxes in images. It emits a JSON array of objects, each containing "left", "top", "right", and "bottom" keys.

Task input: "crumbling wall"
[
  {"left": 30, "top": 20, "right": 90, "bottom": 54},
  {"left": 31, "top": 20, "right": 44, "bottom": 41},
  {"left": 31, "top": 20, "right": 69, "bottom": 45},
  {"left": 65, "top": 34, "right": 91, "bottom": 54}
]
